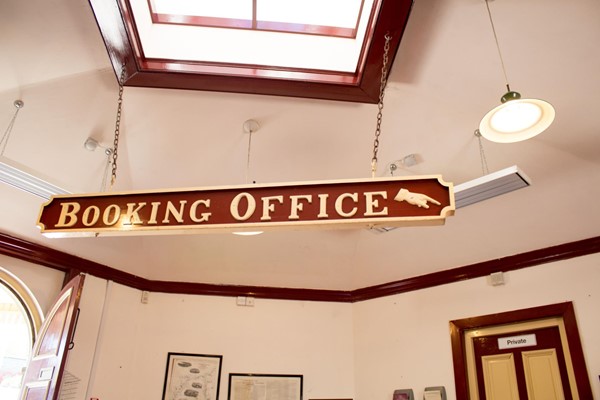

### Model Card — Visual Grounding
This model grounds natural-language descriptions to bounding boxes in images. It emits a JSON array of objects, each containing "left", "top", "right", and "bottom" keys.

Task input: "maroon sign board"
[{"left": 37, "top": 176, "right": 454, "bottom": 237}]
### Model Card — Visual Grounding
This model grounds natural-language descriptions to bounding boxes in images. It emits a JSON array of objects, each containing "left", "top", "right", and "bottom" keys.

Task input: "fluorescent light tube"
[
  {"left": 454, "top": 165, "right": 530, "bottom": 208},
  {"left": 0, "top": 157, "right": 70, "bottom": 200},
  {"left": 369, "top": 165, "right": 531, "bottom": 233}
]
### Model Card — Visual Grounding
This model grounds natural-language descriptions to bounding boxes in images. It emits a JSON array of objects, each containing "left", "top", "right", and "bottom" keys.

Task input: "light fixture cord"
[
  {"left": 476, "top": 129, "right": 490, "bottom": 175},
  {"left": 110, "top": 64, "right": 126, "bottom": 189},
  {"left": 485, "top": 0, "right": 511, "bottom": 92},
  {"left": 100, "top": 151, "right": 112, "bottom": 192},
  {"left": 371, "top": 33, "right": 392, "bottom": 178},
  {"left": 0, "top": 101, "right": 23, "bottom": 156},
  {"left": 246, "top": 129, "right": 253, "bottom": 184}
]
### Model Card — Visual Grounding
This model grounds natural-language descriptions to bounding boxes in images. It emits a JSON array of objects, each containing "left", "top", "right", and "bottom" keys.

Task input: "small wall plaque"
[{"left": 393, "top": 389, "right": 414, "bottom": 400}]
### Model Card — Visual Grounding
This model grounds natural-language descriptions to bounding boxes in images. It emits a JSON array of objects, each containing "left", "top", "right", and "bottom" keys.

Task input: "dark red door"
[{"left": 19, "top": 274, "right": 84, "bottom": 400}]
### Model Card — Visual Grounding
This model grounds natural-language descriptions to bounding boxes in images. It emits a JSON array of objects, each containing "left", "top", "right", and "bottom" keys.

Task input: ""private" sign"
[{"left": 37, "top": 176, "right": 454, "bottom": 237}]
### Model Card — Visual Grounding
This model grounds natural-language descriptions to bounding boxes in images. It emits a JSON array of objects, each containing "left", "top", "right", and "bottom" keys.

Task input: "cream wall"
[
  {"left": 353, "top": 252, "right": 600, "bottom": 400},
  {"left": 0, "top": 254, "right": 64, "bottom": 315},
  {"left": 2, "top": 252, "right": 599, "bottom": 399},
  {"left": 87, "top": 283, "right": 356, "bottom": 400}
]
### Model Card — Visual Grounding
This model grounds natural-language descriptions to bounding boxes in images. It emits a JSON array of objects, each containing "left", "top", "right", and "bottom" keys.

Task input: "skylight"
[
  {"left": 131, "top": 0, "right": 374, "bottom": 72},
  {"left": 149, "top": 0, "right": 364, "bottom": 37},
  {"left": 89, "top": 0, "right": 413, "bottom": 102}
]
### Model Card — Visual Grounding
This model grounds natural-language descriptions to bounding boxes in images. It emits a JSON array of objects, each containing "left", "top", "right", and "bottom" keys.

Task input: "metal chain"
[
  {"left": 110, "top": 64, "right": 126, "bottom": 188},
  {"left": 1, "top": 100, "right": 24, "bottom": 156},
  {"left": 371, "top": 34, "right": 392, "bottom": 178}
]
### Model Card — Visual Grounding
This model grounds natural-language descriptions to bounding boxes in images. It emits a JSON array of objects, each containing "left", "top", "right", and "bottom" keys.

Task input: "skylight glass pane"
[
  {"left": 131, "top": 0, "right": 377, "bottom": 72},
  {"left": 257, "top": 0, "right": 363, "bottom": 28},
  {"left": 151, "top": 0, "right": 252, "bottom": 20}
]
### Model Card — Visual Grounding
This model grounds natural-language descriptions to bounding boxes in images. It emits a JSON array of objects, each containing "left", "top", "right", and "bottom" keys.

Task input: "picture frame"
[
  {"left": 161, "top": 352, "right": 223, "bottom": 400},
  {"left": 393, "top": 389, "right": 414, "bottom": 400},
  {"left": 228, "top": 373, "right": 303, "bottom": 400}
]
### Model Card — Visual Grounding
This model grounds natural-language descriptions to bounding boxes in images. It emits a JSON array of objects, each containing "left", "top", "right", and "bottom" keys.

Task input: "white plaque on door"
[
  {"left": 498, "top": 333, "right": 537, "bottom": 350},
  {"left": 39, "top": 366, "right": 54, "bottom": 381}
]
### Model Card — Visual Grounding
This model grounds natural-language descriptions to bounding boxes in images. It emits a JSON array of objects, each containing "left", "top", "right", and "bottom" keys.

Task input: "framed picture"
[
  {"left": 393, "top": 389, "right": 414, "bottom": 400},
  {"left": 228, "top": 374, "right": 303, "bottom": 400},
  {"left": 161, "top": 352, "right": 223, "bottom": 400}
]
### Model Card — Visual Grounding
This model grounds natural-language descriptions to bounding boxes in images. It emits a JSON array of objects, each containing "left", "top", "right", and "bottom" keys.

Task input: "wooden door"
[
  {"left": 450, "top": 303, "right": 593, "bottom": 400},
  {"left": 472, "top": 326, "right": 572, "bottom": 400},
  {"left": 19, "top": 274, "right": 84, "bottom": 400}
]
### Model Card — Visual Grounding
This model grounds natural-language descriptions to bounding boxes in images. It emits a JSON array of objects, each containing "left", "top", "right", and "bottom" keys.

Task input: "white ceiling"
[{"left": 1, "top": 0, "right": 599, "bottom": 290}]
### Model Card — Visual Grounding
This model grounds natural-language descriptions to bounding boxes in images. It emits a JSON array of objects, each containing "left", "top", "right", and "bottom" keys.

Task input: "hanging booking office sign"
[{"left": 37, "top": 176, "right": 455, "bottom": 237}]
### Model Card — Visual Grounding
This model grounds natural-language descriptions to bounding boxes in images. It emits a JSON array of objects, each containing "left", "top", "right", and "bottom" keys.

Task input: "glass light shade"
[
  {"left": 479, "top": 96, "right": 555, "bottom": 143},
  {"left": 232, "top": 231, "right": 263, "bottom": 236}
]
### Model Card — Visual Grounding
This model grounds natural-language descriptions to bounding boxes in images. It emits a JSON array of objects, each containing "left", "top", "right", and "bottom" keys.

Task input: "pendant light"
[{"left": 478, "top": 0, "right": 555, "bottom": 143}]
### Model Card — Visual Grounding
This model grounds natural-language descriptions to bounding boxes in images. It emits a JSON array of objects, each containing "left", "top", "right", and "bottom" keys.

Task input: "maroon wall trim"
[
  {"left": 0, "top": 232, "right": 598, "bottom": 302},
  {"left": 352, "top": 236, "right": 600, "bottom": 301}
]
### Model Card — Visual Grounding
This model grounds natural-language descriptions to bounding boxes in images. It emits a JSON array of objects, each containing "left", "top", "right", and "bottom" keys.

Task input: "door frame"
[{"left": 449, "top": 302, "right": 592, "bottom": 399}]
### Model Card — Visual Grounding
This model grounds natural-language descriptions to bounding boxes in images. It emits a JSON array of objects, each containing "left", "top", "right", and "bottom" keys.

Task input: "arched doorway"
[{"left": 0, "top": 267, "right": 43, "bottom": 399}]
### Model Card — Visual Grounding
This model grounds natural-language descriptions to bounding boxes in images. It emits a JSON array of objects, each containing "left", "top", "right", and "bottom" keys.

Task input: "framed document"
[
  {"left": 228, "top": 374, "right": 303, "bottom": 400},
  {"left": 393, "top": 389, "right": 414, "bottom": 400},
  {"left": 161, "top": 352, "right": 223, "bottom": 400}
]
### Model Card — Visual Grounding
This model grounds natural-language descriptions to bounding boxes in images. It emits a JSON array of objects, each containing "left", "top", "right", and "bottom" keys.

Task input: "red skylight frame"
[{"left": 88, "top": 0, "right": 413, "bottom": 103}]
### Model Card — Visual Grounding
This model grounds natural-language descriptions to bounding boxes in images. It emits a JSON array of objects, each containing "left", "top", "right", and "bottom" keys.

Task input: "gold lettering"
[
  {"left": 103, "top": 204, "right": 121, "bottom": 226},
  {"left": 317, "top": 194, "right": 329, "bottom": 218},
  {"left": 289, "top": 195, "right": 312, "bottom": 220},
  {"left": 56, "top": 202, "right": 81, "bottom": 227},
  {"left": 364, "top": 191, "right": 388, "bottom": 216},
  {"left": 148, "top": 202, "right": 161, "bottom": 225},
  {"left": 231, "top": 193, "right": 256, "bottom": 221},
  {"left": 261, "top": 196, "right": 284, "bottom": 221},
  {"left": 163, "top": 201, "right": 188, "bottom": 223},
  {"left": 190, "top": 199, "right": 211, "bottom": 223},
  {"left": 82, "top": 206, "right": 100, "bottom": 226},
  {"left": 335, "top": 193, "right": 358, "bottom": 218},
  {"left": 123, "top": 202, "right": 146, "bottom": 225}
]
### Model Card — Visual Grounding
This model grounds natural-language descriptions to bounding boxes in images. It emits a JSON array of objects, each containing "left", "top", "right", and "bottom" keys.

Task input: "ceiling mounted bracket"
[
  {"left": 84, "top": 138, "right": 113, "bottom": 156},
  {"left": 243, "top": 119, "right": 260, "bottom": 134}
]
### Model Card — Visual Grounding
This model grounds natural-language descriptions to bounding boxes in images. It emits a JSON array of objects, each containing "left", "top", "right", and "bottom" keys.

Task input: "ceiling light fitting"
[
  {"left": 388, "top": 153, "right": 420, "bottom": 175},
  {"left": 84, "top": 137, "right": 113, "bottom": 155},
  {"left": 478, "top": 0, "right": 555, "bottom": 143},
  {"left": 454, "top": 165, "right": 530, "bottom": 208},
  {"left": 0, "top": 157, "right": 70, "bottom": 200},
  {"left": 370, "top": 165, "right": 530, "bottom": 233},
  {"left": 232, "top": 231, "right": 263, "bottom": 237},
  {"left": 85, "top": 137, "right": 115, "bottom": 192},
  {"left": 242, "top": 119, "right": 260, "bottom": 135}
]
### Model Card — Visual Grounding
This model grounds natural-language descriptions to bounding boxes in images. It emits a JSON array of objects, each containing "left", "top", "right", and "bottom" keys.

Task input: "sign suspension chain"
[
  {"left": 371, "top": 33, "right": 392, "bottom": 178},
  {"left": 36, "top": 37, "right": 455, "bottom": 238},
  {"left": 110, "top": 63, "right": 126, "bottom": 189}
]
